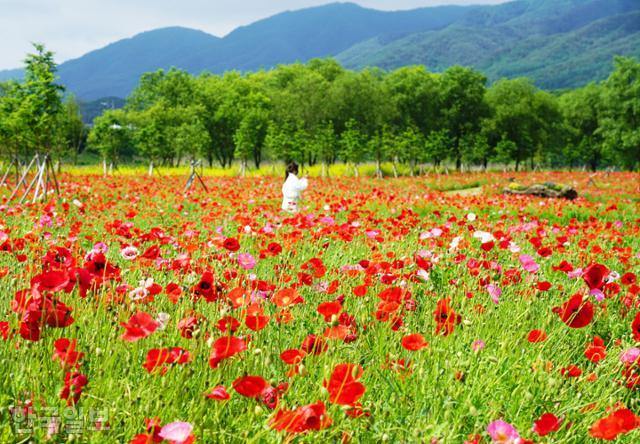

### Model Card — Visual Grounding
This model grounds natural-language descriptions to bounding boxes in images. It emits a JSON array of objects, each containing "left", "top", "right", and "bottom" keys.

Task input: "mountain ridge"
[{"left": 1, "top": 0, "right": 638, "bottom": 99}]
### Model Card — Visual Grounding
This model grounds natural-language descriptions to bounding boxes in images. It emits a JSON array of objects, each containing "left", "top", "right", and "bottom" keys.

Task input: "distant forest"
[{"left": 1, "top": 45, "right": 639, "bottom": 173}]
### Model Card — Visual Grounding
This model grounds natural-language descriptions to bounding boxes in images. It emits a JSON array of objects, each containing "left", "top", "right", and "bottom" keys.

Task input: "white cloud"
[{"left": 0, "top": 0, "right": 510, "bottom": 70}]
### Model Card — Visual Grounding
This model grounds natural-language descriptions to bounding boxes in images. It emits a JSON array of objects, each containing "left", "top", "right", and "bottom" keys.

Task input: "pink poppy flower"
[
  {"left": 487, "top": 284, "right": 501, "bottom": 304},
  {"left": 158, "top": 421, "right": 193, "bottom": 443},
  {"left": 620, "top": 347, "right": 640, "bottom": 364},
  {"left": 237, "top": 253, "right": 256, "bottom": 270},
  {"left": 487, "top": 420, "right": 520, "bottom": 443},
  {"left": 519, "top": 255, "right": 539, "bottom": 273}
]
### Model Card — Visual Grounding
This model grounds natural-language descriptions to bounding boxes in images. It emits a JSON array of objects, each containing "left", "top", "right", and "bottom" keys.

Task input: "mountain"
[
  {"left": 336, "top": 0, "right": 640, "bottom": 89},
  {"left": 0, "top": 68, "right": 24, "bottom": 82},
  {"left": 0, "top": 0, "right": 638, "bottom": 99}
]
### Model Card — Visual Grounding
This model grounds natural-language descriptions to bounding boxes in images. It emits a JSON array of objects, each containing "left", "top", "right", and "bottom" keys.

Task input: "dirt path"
[{"left": 444, "top": 186, "right": 483, "bottom": 196}]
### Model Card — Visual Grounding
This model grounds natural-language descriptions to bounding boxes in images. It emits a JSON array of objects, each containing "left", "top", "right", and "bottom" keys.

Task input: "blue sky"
[{"left": 0, "top": 0, "right": 509, "bottom": 70}]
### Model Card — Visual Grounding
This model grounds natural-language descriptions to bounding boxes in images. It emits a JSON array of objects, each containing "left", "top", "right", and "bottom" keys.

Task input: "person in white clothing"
[{"left": 281, "top": 162, "right": 308, "bottom": 213}]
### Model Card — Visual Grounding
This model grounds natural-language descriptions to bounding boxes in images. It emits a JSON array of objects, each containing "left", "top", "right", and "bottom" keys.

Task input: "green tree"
[
  {"left": 485, "top": 78, "right": 560, "bottom": 171},
  {"left": 0, "top": 81, "right": 28, "bottom": 162},
  {"left": 340, "top": 119, "right": 367, "bottom": 177},
  {"left": 87, "top": 109, "right": 132, "bottom": 166},
  {"left": 424, "top": 130, "right": 452, "bottom": 168},
  {"left": 598, "top": 57, "right": 640, "bottom": 170},
  {"left": 384, "top": 66, "right": 441, "bottom": 137},
  {"left": 439, "top": 66, "right": 488, "bottom": 170},
  {"left": 396, "top": 127, "right": 425, "bottom": 175},
  {"left": 172, "top": 118, "right": 211, "bottom": 166},
  {"left": 60, "top": 96, "right": 86, "bottom": 164},
  {"left": 311, "top": 122, "right": 338, "bottom": 177},
  {"left": 234, "top": 107, "right": 270, "bottom": 175},
  {"left": 16, "top": 43, "right": 65, "bottom": 158},
  {"left": 559, "top": 83, "right": 604, "bottom": 170},
  {"left": 367, "top": 126, "right": 395, "bottom": 178},
  {"left": 462, "top": 133, "right": 493, "bottom": 170}
]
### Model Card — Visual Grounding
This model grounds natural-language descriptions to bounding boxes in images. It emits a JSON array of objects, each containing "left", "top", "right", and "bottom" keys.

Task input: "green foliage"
[
  {"left": 440, "top": 66, "right": 489, "bottom": 169},
  {"left": 485, "top": 78, "right": 562, "bottom": 170},
  {"left": 16, "top": 44, "right": 65, "bottom": 156},
  {"left": 87, "top": 109, "right": 132, "bottom": 164},
  {"left": 4, "top": 44, "right": 640, "bottom": 173},
  {"left": 0, "top": 44, "right": 81, "bottom": 165},
  {"left": 559, "top": 83, "right": 604, "bottom": 170},
  {"left": 598, "top": 56, "right": 640, "bottom": 170}
]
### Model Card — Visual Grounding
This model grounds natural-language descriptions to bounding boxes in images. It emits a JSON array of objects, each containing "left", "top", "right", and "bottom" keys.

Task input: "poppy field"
[{"left": 0, "top": 171, "right": 639, "bottom": 443}]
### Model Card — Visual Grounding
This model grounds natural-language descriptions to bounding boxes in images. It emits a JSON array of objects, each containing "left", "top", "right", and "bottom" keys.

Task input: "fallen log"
[{"left": 503, "top": 182, "right": 578, "bottom": 200}]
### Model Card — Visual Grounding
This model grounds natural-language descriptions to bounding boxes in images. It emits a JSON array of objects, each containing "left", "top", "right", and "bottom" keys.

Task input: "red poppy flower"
[
  {"left": 317, "top": 301, "right": 342, "bottom": 321},
  {"left": 143, "top": 347, "right": 190, "bottom": 374},
  {"left": 632, "top": 312, "right": 640, "bottom": 342},
  {"left": 84, "top": 253, "right": 120, "bottom": 279},
  {"left": 191, "top": 271, "right": 220, "bottom": 302},
  {"left": 120, "top": 312, "right": 159, "bottom": 342},
  {"left": 554, "top": 294, "right": 594, "bottom": 328},
  {"left": 42, "top": 297, "right": 75, "bottom": 328},
  {"left": 584, "top": 336, "right": 607, "bottom": 364},
  {"left": 434, "top": 298, "right": 461, "bottom": 336},
  {"left": 324, "top": 324, "right": 352, "bottom": 340},
  {"left": 209, "top": 335, "right": 247, "bottom": 369},
  {"left": 401, "top": 333, "right": 429, "bottom": 351},
  {"left": 273, "top": 288, "right": 303, "bottom": 307},
  {"left": 353, "top": 285, "right": 368, "bottom": 297},
  {"left": 222, "top": 237, "right": 240, "bottom": 252},
  {"left": 324, "top": 363, "right": 366, "bottom": 405},
  {"left": 589, "top": 408, "right": 640, "bottom": 440},
  {"left": 245, "top": 313, "right": 270, "bottom": 331},
  {"left": 165, "top": 283, "right": 183, "bottom": 304},
  {"left": 378, "top": 287, "right": 408, "bottom": 303},
  {"left": 30, "top": 270, "right": 71, "bottom": 294},
  {"left": 621, "top": 272, "right": 637, "bottom": 286},
  {"left": 583, "top": 263, "right": 609, "bottom": 290},
  {"left": 42, "top": 247, "right": 76, "bottom": 271},
  {"left": 269, "top": 401, "right": 332, "bottom": 433},
  {"left": 53, "top": 338, "right": 84, "bottom": 369},
  {"left": 216, "top": 316, "right": 240, "bottom": 333},
  {"left": 266, "top": 242, "right": 282, "bottom": 256},
  {"left": 60, "top": 371, "right": 88, "bottom": 405},
  {"left": 536, "top": 281, "right": 552, "bottom": 291},
  {"left": 560, "top": 364, "right": 582, "bottom": 378},
  {"left": 0, "top": 321, "right": 9, "bottom": 341},
  {"left": 301, "top": 334, "right": 328, "bottom": 355},
  {"left": 205, "top": 385, "right": 230, "bottom": 401},
  {"left": 141, "top": 245, "right": 161, "bottom": 260},
  {"left": 533, "top": 413, "right": 561, "bottom": 437},
  {"left": 280, "top": 349, "right": 306, "bottom": 365},
  {"left": 233, "top": 375, "right": 268, "bottom": 397},
  {"left": 527, "top": 329, "right": 547, "bottom": 343},
  {"left": 177, "top": 315, "right": 200, "bottom": 339}
]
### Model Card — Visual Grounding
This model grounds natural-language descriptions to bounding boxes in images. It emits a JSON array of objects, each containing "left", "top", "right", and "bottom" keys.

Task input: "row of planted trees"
[{"left": 1, "top": 45, "right": 639, "bottom": 174}]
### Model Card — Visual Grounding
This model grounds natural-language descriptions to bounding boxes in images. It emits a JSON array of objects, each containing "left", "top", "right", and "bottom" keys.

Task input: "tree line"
[{"left": 1, "top": 45, "right": 638, "bottom": 174}]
